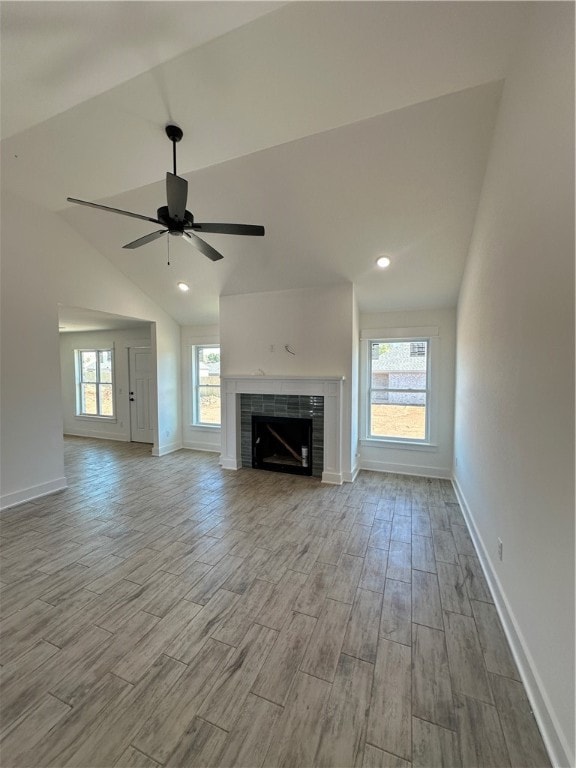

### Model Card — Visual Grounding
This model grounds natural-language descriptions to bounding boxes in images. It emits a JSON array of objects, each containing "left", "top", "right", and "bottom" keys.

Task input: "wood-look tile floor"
[{"left": 0, "top": 437, "right": 551, "bottom": 768}]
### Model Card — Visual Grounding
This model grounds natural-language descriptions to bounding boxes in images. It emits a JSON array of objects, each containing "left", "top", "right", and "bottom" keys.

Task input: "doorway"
[{"left": 128, "top": 346, "right": 154, "bottom": 444}]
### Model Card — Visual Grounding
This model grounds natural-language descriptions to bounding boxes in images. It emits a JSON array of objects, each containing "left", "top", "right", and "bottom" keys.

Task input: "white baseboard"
[
  {"left": 452, "top": 475, "right": 572, "bottom": 768},
  {"left": 343, "top": 463, "right": 360, "bottom": 483},
  {"left": 220, "top": 456, "right": 242, "bottom": 470},
  {"left": 360, "top": 458, "right": 451, "bottom": 479},
  {"left": 321, "top": 471, "right": 343, "bottom": 485},
  {"left": 1, "top": 477, "right": 68, "bottom": 511},
  {"left": 152, "top": 440, "right": 183, "bottom": 457},
  {"left": 64, "top": 429, "right": 130, "bottom": 442},
  {"left": 182, "top": 441, "right": 221, "bottom": 454}
]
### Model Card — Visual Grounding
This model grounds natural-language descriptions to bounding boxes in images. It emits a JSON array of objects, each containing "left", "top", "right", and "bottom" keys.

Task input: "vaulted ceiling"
[{"left": 1, "top": 1, "right": 526, "bottom": 326}]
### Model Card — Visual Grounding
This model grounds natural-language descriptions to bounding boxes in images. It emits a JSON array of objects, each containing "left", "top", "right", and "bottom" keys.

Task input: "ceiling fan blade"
[
  {"left": 166, "top": 173, "right": 187, "bottom": 222},
  {"left": 67, "top": 197, "right": 161, "bottom": 225},
  {"left": 123, "top": 230, "right": 167, "bottom": 249},
  {"left": 190, "top": 223, "right": 265, "bottom": 236},
  {"left": 182, "top": 231, "right": 224, "bottom": 261}
]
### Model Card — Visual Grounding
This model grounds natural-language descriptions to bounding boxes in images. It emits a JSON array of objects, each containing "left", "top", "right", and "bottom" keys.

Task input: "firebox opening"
[{"left": 252, "top": 414, "right": 313, "bottom": 476}]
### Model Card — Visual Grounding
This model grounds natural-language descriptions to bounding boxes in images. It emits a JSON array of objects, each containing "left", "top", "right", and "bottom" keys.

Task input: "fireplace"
[
  {"left": 220, "top": 376, "right": 345, "bottom": 484},
  {"left": 252, "top": 414, "right": 313, "bottom": 476},
  {"left": 240, "top": 393, "right": 324, "bottom": 478}
]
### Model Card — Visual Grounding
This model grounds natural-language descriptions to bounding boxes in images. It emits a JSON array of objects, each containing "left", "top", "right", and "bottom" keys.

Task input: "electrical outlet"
[{"left": 497, "top": 538, "right": 503, "bottom": 561}]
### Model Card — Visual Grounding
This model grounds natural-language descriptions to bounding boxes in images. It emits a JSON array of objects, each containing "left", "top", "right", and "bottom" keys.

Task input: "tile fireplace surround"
[{"left": 220, "top": 376, "right": 345, "bottom": 484}]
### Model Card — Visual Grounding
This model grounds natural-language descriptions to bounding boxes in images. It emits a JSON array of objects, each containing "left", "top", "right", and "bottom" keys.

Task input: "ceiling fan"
[{"left": 67, "top": 124, "right": 265, "bottom": 261}]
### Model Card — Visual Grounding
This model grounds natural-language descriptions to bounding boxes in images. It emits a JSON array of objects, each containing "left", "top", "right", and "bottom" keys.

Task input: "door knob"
[{"left": 129, "top": 397, "right": 135, "bottom": 401}]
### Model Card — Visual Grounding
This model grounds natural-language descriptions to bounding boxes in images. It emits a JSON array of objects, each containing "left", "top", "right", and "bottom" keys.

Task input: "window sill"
[
  {"left": 190, "top": 423, "right": 221, "bottom": 431},
  {"left": 361, "top": 438, "right": 438, "bottom": 452},
  {"left": 75, "top": 415, "right": 117, "bottom": 423}
]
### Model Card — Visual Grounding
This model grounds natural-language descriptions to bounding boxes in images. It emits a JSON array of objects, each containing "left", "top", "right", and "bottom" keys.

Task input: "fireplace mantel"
[{"left": 220, "top": 375, "right": 345, "bottom": 484}]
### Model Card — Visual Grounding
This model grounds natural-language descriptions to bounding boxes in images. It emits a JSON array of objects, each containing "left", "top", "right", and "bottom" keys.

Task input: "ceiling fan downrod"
[{"left": 165, "top": 124, "right": 183, "bottom": 176}]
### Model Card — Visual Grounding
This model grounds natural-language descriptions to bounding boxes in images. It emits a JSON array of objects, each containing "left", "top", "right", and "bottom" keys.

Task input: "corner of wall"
[
  {"left": 1, "top": 477, "right": 68, "bottom": 512},
  {"left": 151, "top": 439, "right": 184, "bottom": 457}
]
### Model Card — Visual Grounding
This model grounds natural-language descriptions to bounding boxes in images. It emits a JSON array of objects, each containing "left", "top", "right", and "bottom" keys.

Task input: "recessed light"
[
  {"left": 376, "top": 256, "right": 391, "bottom": 269},
  {"left": 177, "top": 281, "right": 190, "bottom": 292}
]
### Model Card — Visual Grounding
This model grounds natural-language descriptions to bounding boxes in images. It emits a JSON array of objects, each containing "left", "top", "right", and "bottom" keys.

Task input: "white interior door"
[{"left": 129, "top": 347, "right": 154, "bottom": 444}]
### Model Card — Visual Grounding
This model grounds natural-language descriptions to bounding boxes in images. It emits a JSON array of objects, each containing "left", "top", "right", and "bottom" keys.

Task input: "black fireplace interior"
[{"left": 252, "top": 414, "right": 313, "bottom": 476}]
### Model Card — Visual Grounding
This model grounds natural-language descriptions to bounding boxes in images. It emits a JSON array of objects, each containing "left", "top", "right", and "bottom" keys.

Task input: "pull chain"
[{"left": 167, "top": 235, "right": 170, "bottom": 266}]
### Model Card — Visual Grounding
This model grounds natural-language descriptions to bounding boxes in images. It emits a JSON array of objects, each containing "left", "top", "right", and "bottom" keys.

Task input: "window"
[
  {"left": 368, "top": 339, "right": 429, "bottom": 441},
  {"left": 75, "top": 349, "right": 114, "bottom": 417},
  {"left": 193, "top": 345, "right": 221, "bottom": 426},
  {"left": 410, "top": 341, "right": 426, "bottom": 357}
]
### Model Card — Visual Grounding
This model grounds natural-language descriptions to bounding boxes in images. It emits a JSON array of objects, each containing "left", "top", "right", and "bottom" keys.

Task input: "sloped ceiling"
[
  {"left": 1, "top": 1, "right": 525, "bottom": 326},
  {"left": 58, "top": 306, "right": 152, "bottom": 334}
]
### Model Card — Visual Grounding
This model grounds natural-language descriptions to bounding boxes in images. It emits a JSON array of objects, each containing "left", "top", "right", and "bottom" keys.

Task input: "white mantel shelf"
[{"left": 220, "top": 375, "right": 345, "bottom": 484}]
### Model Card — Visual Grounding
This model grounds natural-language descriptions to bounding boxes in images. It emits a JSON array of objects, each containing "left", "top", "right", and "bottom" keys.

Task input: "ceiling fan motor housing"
[{"left": 157, "top": 205, "right": 193, "bottom": 235}]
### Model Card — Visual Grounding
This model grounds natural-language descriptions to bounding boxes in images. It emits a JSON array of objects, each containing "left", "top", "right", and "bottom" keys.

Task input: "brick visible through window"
[
  {"left": 368, "top": 339, "right": 429, "bottom": 441},
  {"left": 410, "top": 342, "right": 426, "bottom": 357}
]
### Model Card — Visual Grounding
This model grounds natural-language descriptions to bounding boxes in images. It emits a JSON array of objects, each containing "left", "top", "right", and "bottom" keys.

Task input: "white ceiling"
[
  {"left": 58, "top": 306, "right": 152, "bottom": 333},
  {"left": 1, "top": 1, "right": 526, "bottom": 327},
  {"left": 0, "top": 1, "right": 284, "bottom": 139}
]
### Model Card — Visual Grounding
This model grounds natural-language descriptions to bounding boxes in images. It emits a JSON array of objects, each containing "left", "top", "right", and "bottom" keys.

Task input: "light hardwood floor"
[{"left": 0, "top": 437, "right": 550, "bottom": 767}]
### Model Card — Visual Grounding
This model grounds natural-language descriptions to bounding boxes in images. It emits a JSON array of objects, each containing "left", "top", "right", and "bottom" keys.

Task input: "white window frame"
[
  {"left": 360, "top": 328, "right": 439, "bottom": 449},
  {"left": 74, "top": 347, "right": 116, "bottom": 420},
  {"left": 192, "top": 344, "right": 221, "bottom": 427}
]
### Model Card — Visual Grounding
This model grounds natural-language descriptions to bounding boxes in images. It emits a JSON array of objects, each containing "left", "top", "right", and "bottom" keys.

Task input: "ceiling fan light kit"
[{"left": 67, "top": 124, "right": 265, "bottom": 262}]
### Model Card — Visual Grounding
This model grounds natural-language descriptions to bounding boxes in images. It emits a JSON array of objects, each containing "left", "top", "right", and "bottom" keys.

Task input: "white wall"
[
  {"left": 0, "top": 195, "right": 182, "bottom": 509},
  {"left": 152, "top": 319, "right": 183, "bottom": 456},
  {"left": 359, "top": 308, "right": 456, "bottom": 478},
  {"left": 60, "top": 328, "right": 151, "bottom": 441},
  {"left": 219, "top": 284, "right": 355, "bottom": 478},
  {"left": 220, "top": 284, "right": 354, "bottom": 378},
  {"left": 453, "top": 5, "right": 574, "bottom": 766},
  {"left": 181, "top": 324, "right": 221, "bottom": 453},
  {"left": 350, "top": 288, "right": 360, "bottom": 480}
]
